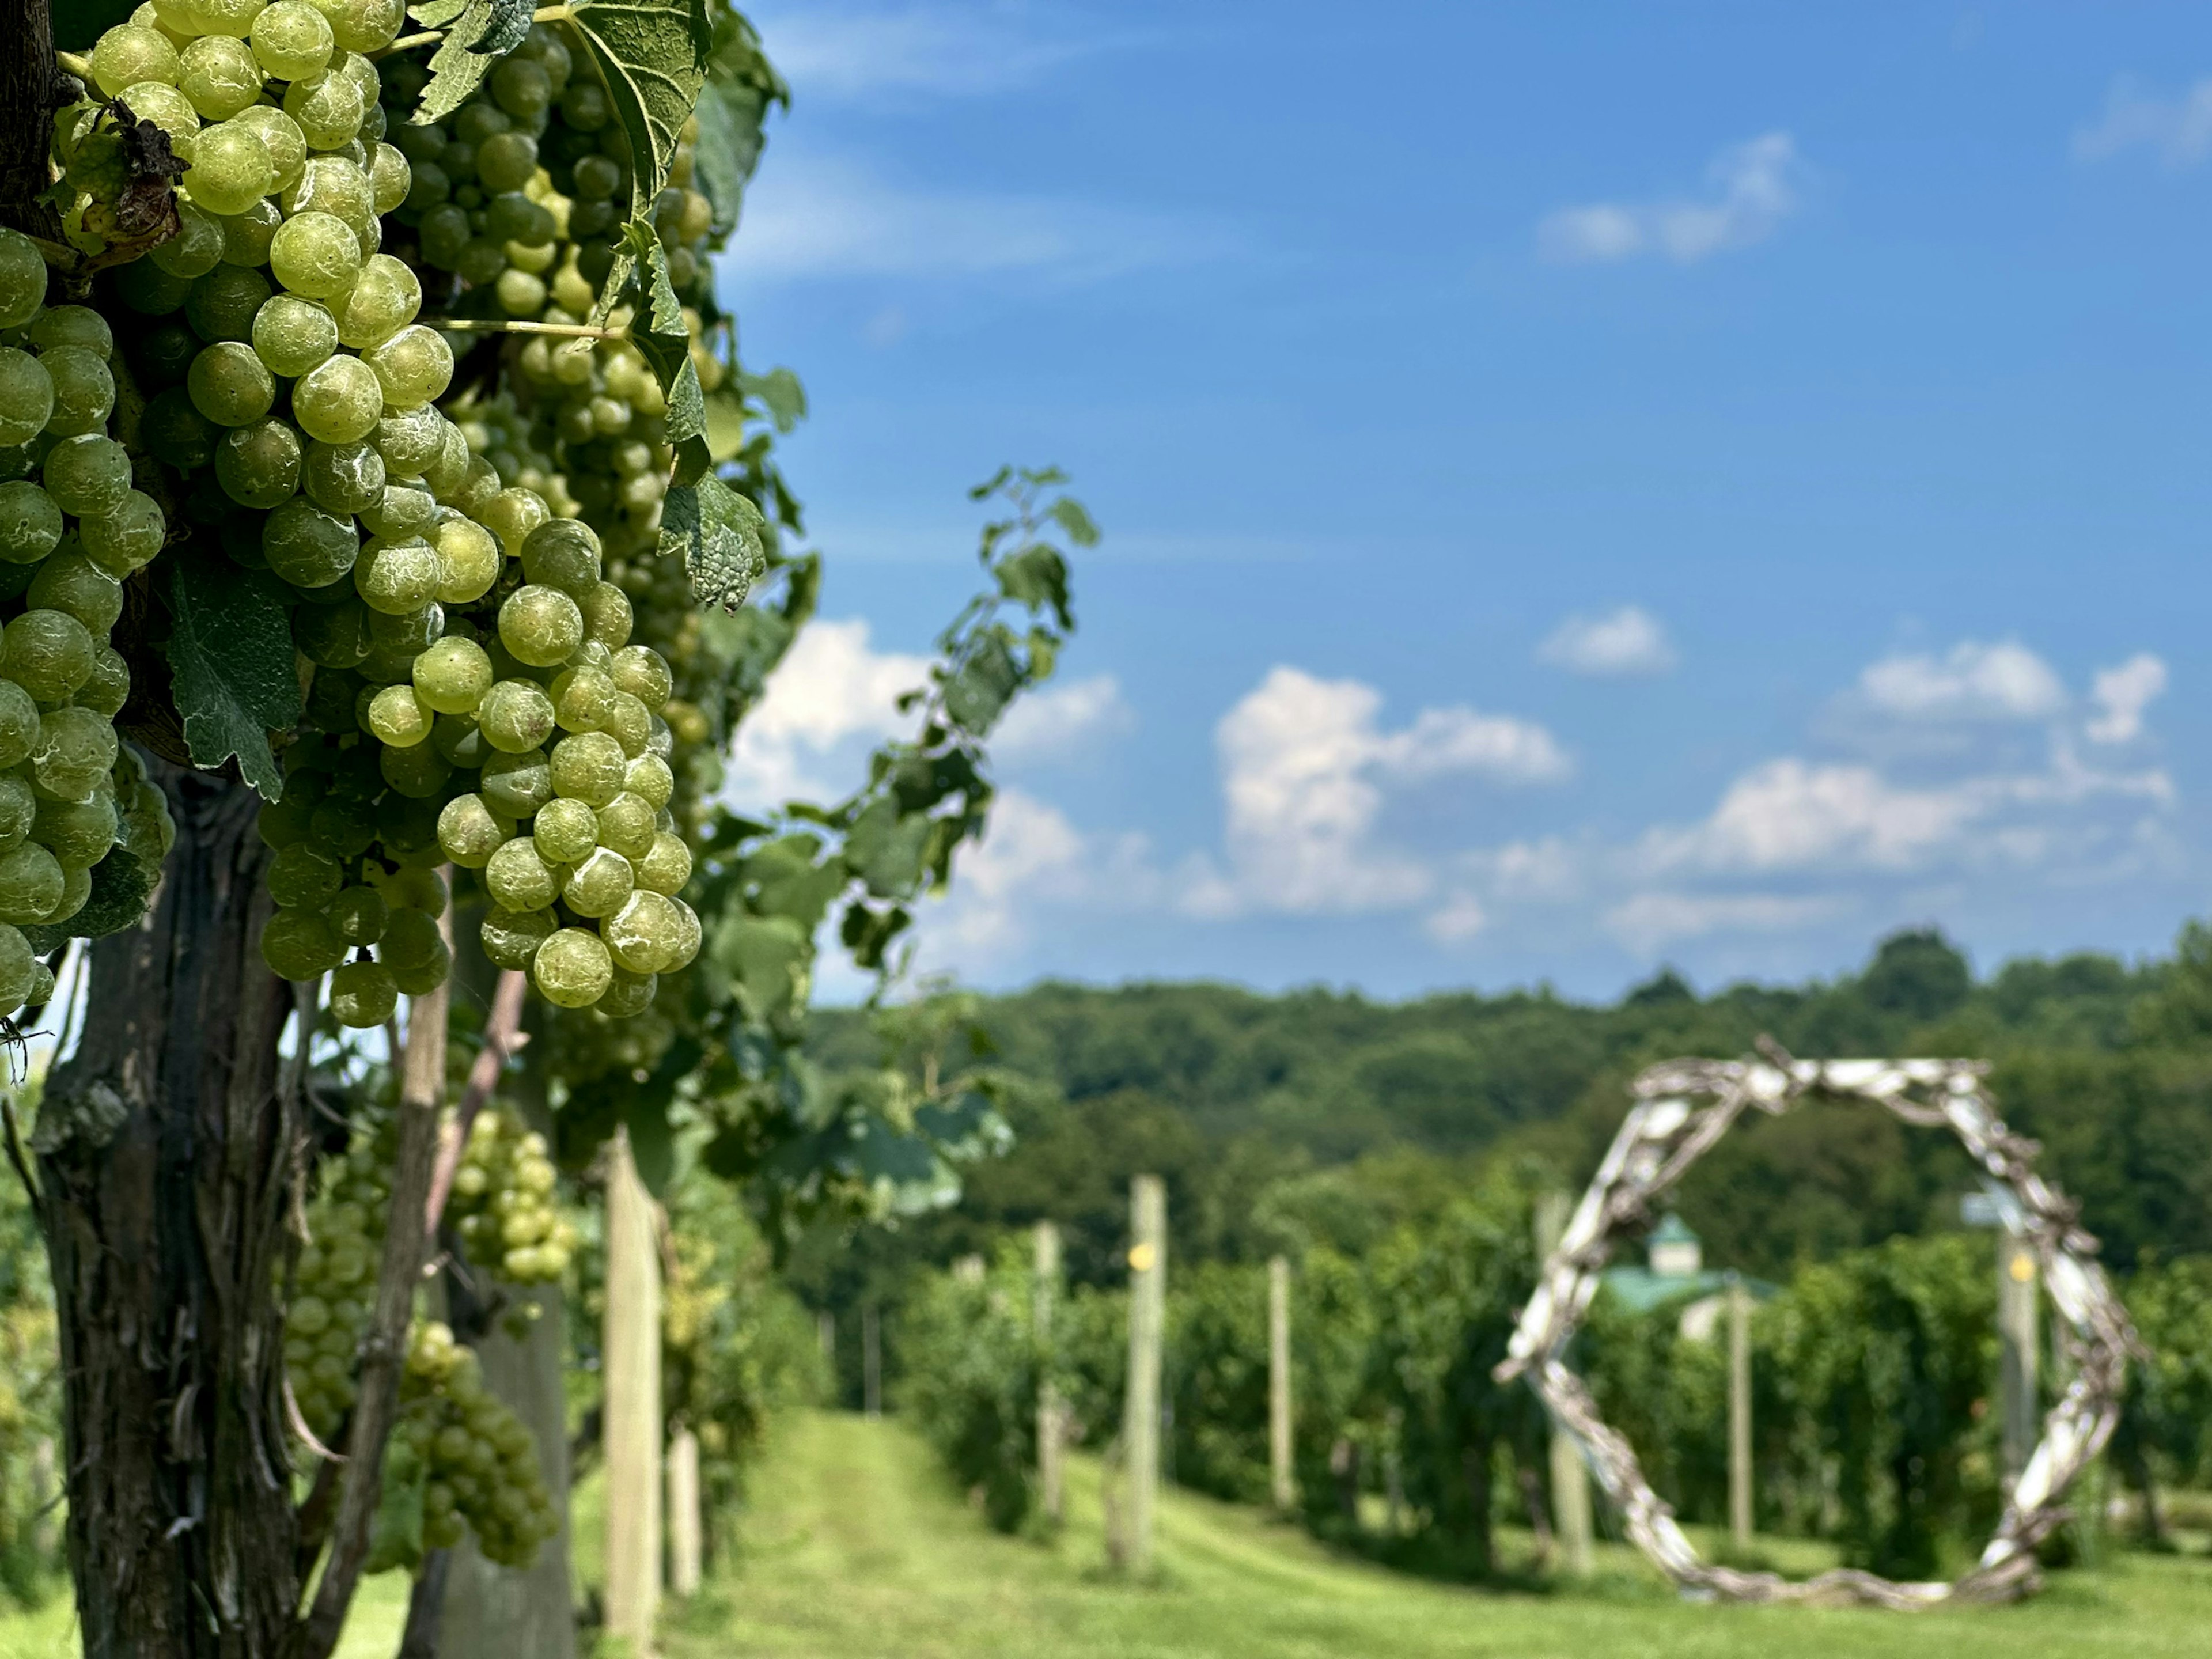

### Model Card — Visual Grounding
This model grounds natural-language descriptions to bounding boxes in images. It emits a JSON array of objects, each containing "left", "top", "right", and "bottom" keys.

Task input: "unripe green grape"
[
  {"left": 187, "top": 263, "right": 274, "bottom": 342},
  {"left": 228, "top": 105, "right": 309, "bottom": 195},
  {"left": 353, "top": 536, "right": 441, "bottom": 615},
  {"left": 268, "top": 211, "right": 363, "bottom": 301},
  {"left": 183, "top": 122, "right": 278, "bottom": 216},
  {"left": 75, "top": 646, "right": 131, "bottom": 720},
  {"left": 547, "top": 731, "right": 623, "bottom": 808},
  {"left": 497, "top": 586, "right": 581, "bottom": 669},
  {"left": 253, "top": 294, "right": 339, "bottom": 377},
  {"left": 0, "top": 483, "right": 61, "bottom": 565},
  {"left": 371, "top": 863, "right": 446, "bottom": 914},
  {"left": 362, "top": 325, "right": 453, "bottom": 410},
  {"left": 456, "top": 237, "right": 507, "bottom": 288},
  {"left": 150, "top": 202, "right": 227, "bottom": 281},
  {"left": 548, "top": 664, "right": 613, "bottom": 733},
  {"left": 477, "top": 680, "right": 555, "bottom": 754},
  {"left": 46, "top": 865, "right": 90, "bottom": 927},
  {"left": 373, "top": 405, "right": 445, "bottom": 475},
  {"left": 43, "top": 440, "right": 127, "bottom": 523},
  {"left": 607, "top": 645, "right": 673, "bottom": 713},
  {"left": 0, "top": 764, "right": 31, "bottom": 838},
  {"left": 485, "top": 836, "right": 558, "bottom": 911},
  {"left": 251, "top": 0, "right": 334, "bottom": 78},
  {"left": 386, "top": 939, "right": 450, "bottom": 995},
  {"left": 28, "top": 550, "right": 124, "bottom": 635},
  {"left": 484, "top": 192, "right": 552, "bottom": 248},
  {"left": 283, "top": 66, "right": 366, "bottom": 150},
  {"left": 622, "top": 753, "right": 673, "bottom": 810},
  {"left": 366, "top": 141, "right": 411, "bottom": 216},
  {"left": 403, "top": 160, "right": 451, "bottom": 215},
  {"left": 600, "top": 691, "right": 651, "bottom": 760},
  {"left": 380, "top": 738, "right": 452, "bottom": 799},
  {"left": 358, "top": 479, "right": 435, "bottom": 541},
  {"left": 332, "top": 254, "right": 419, "bottom": 350},
  {"left": 666, "top": 897, "right": 701, "bottom": 971},
  {"left": 213, "top": 419, "right": 302, "bottom": 509},
  {"left": 2, "top": 611, "right": 94, "bottom": 702},
  {"left": 475, "top": 129, "right": 537, "bottom": 194},
  {"left": 117, "top": 82, "right": 200, "bottom": 151},
  {"left": 308, "top": 795, "right": 375, "bottom": 858},
  {"left": 35, "top": 791, "right": 118, "bottom": 867},
  {"left": 28, "top": 306, "right": 111, "bottom": 356},
  {"left": 633, "top": 830, "right": 690, "bottom": 897},
  {"left": 411, "top": 636, "right": 491, "bottom": 714},
  {"left": 0, "top": 352, "right": 53, "bottom": 448},
  {"left": 518, "top": 520, "right": 598, "bottom": 597},
  {"left": 41, "top": 347, "right": 118, "bottom": 438},
  {"left": 478, "top": 747, "right": 551, "bottom": 819},
  {"left": 479, "top": 904, "right": 556, "bottom": 971},
  {"left": 262, "top": 496, "right": 359, "bottom": 588},
  {"left": 116, "top": 259, "right": 193, "bottom": 318},
  {"left": 177, "top": 35, "right": 263, "bottom": 121},
  {"left": 197, "top": 0, "right": 270, "bottom": 36},
  {"left": 444, "top": 456, "right": 501, "bottom": 521},
  {"left": 421, "top": 517, "right": 494, "bottom": 605},
  {"left": 560, "top": 846, "right": 631, "bottom": 919},
  {"left": 33, "top": 708, "right": 118, "bottom": 802},
  {"left": 531, "top": 926, "right": 609, "bottom": 1008},
  {"left": 480, "top": 486, "right": 549, "bottom": 557},
  {"left": 418, "top": 203, "right": 471, "bottom": 271},
  {"left": 597, "top": 966, "right": 656, "bottom": 1018},
  {"left": 302, "top": 438, "right": 385, "bottom": 514},
  {"left": 376, "top": 904, "right": 442, "bottom": 972},
  {"left": 365, "top": 600, "right": 442, "bottom": 656},
  {"left": 530, "top": 796, "right": 596, "bottom": 866},
  {"left": 326, "top": 884, "right": 387, "bottom": 945},
  {"left": 593, "top": 791, "right": 656, "bottom": 863},
  {"left": 261, "top": 908, "right": 346, "bottom": 979},
  {"left": 366, "top": 683, "right": 433, "bottom": 747},
  {"left": 79, "top": 491, "right": 169, "bottom": 577},
  {"left": 437, "top": 792, "right": 507, "bottom": 866},
  {"left": 494, "top": 269, "right": 547, "bottom": 317},
  {"left": 429, "top": 712, "right": 484, "bottom": 768},
  {"left": 0, "top": 843, "right": 63, "bottom": 924},
  {"left": 218, "top": 198, "right": 283, "bottom": 268},
  {"left": 268, "top": 841, "right": 343, "bottom": 907},
  {"left": 312, "top": 0, "right": 403, "bottom": 52},
  {"left": 0, "top": 922, "right": 30, "bottom": 1016},
  {"left": 293, "top": 353, "right": 383, "bottom": 444},
  {"left": 283, "top": 156, "right": 373, "bottom": 238},
  {"left": 91, "top": 23, "right": 179, "bottom": 94},
  {"left": 187, "top": 342, "right": 275, "bottom": 427},
  {"left": 329, "top": 959, "right": 397, "bottom": 1028},
  {"left": 578, "top": 582, "right": 632, "bottom": 649}
]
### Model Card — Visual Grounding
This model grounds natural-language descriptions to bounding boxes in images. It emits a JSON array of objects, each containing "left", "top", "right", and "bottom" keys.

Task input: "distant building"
[{"left": 1600, "top": 1213, "right": 1774, "bottom": 1340}]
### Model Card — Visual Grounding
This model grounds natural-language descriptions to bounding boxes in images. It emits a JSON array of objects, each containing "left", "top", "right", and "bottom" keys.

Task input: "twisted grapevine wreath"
[{"left": 1497, "top": 1042, "right": 2139, "bottom": 1608}]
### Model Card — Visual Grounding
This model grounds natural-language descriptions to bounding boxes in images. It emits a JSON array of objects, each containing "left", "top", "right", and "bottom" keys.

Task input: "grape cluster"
[
  {"left": 0, "top": 237, "right": 175, "bottom": 1020},
  {"left": 445, "top": 1105, "right": 576, "bottom": 1283},
  {"left": 399, "top": 1319, "right": 558, "bottom": 1564},
  {"left": 284, "top": 1130, "right": 390, "bottom": 1440}
]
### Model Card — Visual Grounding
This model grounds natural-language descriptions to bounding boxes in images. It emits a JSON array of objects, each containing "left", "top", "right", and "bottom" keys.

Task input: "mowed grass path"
[{"left": 672, "top": 1411, "right": 2212, "bottom": 1659}]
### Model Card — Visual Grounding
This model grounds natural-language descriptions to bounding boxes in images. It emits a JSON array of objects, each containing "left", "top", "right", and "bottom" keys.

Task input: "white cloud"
[
  {"left": 752, "top": 2, "right": 1098, "bottom": 101},
  {"left": 1184, "top": 666, "right": 1569, "bottom": 918},
  {"left": 2073, "top": 77, "right": 2212, "bottom": 167},
  {"left": 1855, "top": 639, "right": 2067, "bottom": 724},
  {"left": 1642, "top": 759, "right": 1987, "bottom": 875},
  {"left": 1424, "top": 892, "right": 1488, "bottom": 944},
  {"left": 2087, "top": 653, "right": 2168, "bottom": 744},
  {"left": 1537, "top": 132, "right": 1804, "bottom": 265},
  {"left": 1604, "top": 892, "right": 1844, "bottom": 954},
  {"left": 1538, "top": 604, "right": 1676, "bottom": 677},
  {"left": 725, "top": 618, "right": 927, "bottom": 807},
  {"left": 727, "top": 151, "right": 1232, "bottom": 285},
  {"left": 989, "top": 674, "right": 1132, "bottom": 766}
]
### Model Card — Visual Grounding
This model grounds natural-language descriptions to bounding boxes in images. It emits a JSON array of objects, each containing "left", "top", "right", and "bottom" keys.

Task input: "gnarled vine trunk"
[{"left": 35, "top": 763, "right": 301, "bottom": 1657}]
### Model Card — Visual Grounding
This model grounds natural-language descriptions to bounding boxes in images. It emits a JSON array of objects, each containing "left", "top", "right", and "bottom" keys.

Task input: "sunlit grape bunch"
[
  {"left": 445, "top": 1105, "right": 576, "bottom": 1283},
  {"left": 283, "top": 1131, "right": 391, "bottom": 1439},
  {"left": 399, "top": 1319, "right": 558, "bottom": 1564},
  {"left": 0, "top": 233, "right": 173, "bottom": 1021}
]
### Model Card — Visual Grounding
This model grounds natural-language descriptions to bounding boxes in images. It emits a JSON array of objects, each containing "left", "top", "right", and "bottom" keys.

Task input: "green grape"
[
  {"left": 632, "top": 830, "right": 690, "bottom": 897},
  {"left": 195, "top": 0, "right": 269, "bottom": 37},
  {"left": 0, "top": 685, "right": 36, "bottom": 772},
  {"left": 497, "top": 586, "right": 582, "bottom": 669},
  {"left": 149, "top": 203, "right": 227, "bottom": 281},
  {"left": 600, "top": 691, "right": 651, "bottom": 760},
  {"left": 385, "top": 942, "right": 450, "bottom": 995},
  {"left": 309, "top": 795, "right": 376, "bottom": 859},
  {"left": 593, "top": 791, "right": 655, "bottom": 862},
  {"left": 313, "top": 0, "right": 404, "bottom": 53},
  {"left": 187, "top": 342, "right": 276, "bottom": 427},
  {"left": 0, "top": 774, "right": 32, "bottom": 851},
  {"left": 436, "top": 793, "right": 507, "bottom": 866},
  {"left": 358, "top": 480, "right": 435, "bottom": 541},
  {"left": 479, "top": 904, "right": 556, "bottom": 970},
  {"left": 27, "top": 550, "right": 124, "bottom": 634},
  {"left": 293, "top": 353, "right": 383, "bottom": 444},
  {"left": 325, "top": 884, "right": 387, "bottom": 945},
  {"left": 666, "top": 897, "right": 702, "bottom": 971},
  {"left": 0, "top": 483, "right": 62, "bottom": 565},
  {"left": 362, "top": 326, "right": 452, "bottom": 410},
  {"left": 187, "top": 264, "right": 275, "bottom": 343},
  {"left": 0, "top": 844, "right": 63, "bottom": 925},
  {"left": 353, "top": 536, "right": 441, "bottom": 614},
  {"left": 547, "top": 732, "right": 623, "bottom": 808},
  {"left": 370, "top": 863, "right": 446, "bottom": 914},
  {"left": 184, "top": 122, "right": 278, "bottom": 216},
  {"left": 0, "top": 923, "right": 35, "bottom": 1016},
  {"left": 177, "top": 35, "right": 263, "bottom": 122},
  {"left": 228, "top": 105, "right": 309, "bottom": 195},
  {"left": 373, "top": 405, "right": 446, "bottom": 475},
  {"left": 378, "top": 904, "right": 443, "bottom": 971},
  {"left": 283, "top": 156, "right": 374, "bottom": 240},
  {"left": 412, "top": 637, "right": 491, "bottom": 714},
  {"left": 91, "top": 24, "right": 180, "bottom": 96},
  {"left": 477, "top": 680, "right": 555, "bottom": 754},
  {"left": 518, "top": 520, "right": 599, "bottom": 598},
  {"left": 332, "top": 254, "right": 419, "bottom": 349},
  {"left": 79, "top": 491, "right": 169, "bottom": 575},
  {"left": 35, "top": 791, "right": 118, "bottom": 868},
  {"left": 418, "top": 204, "right": 471, "bottom": 271},
  {"left": 116, "top": 259, "right": 194, "bottom": 318},
  {"left": 329, "top": 959, "right": 397, "bottom": 1027},
  {"left": 599, "top": 889, "right": 679, "bottom": 976},
  {"left": 268, "top": 842, "right": 343, "bottom": 908},
  {"left": 548, "top": 664, "right": 614, "bottom": 733},
  {"left": 478, "top": 748, "right": 550, "bottom": 819},
  {"left": 116, "top": 82, "right": 200, "bottom": 151},
  {"left": 269, "top": 211, "right": 363, "bottom": 300},
  {"left": 431, "top": 517, "right": 501, "bottom": 604},
  {"left": 46, "top": 866, "right": 90, "bottom": 927},
  {"left": 0, "top": 352, "right": 54, "bottom": 447},
  {"left": 302, "top": 438, "right": 385, "bottom": 514},
  {"left": 251, "top": 0, "right": 335, "bottom": 80},
  {"left": 262, "top": 497, "right": 359, "bottom": 588},
  {"left": 365, "top": 601, "right": 442, "bottom": 657},
  {"left": 2, "top": 610, "right": 95, "bottom": 701},
  {"left": 283, "top": 64, "right": 368, "bottom": 150},
  {"left": 41, "top": 347, "right": 119, "bottom": 438},
  {"left": 214, "top": 419, "right": 303, "bottom": 509},
  {"left": 623, "top": 753, "right": 673, "bottom": 812},
  {"left": 369, "top": 142, "right": 411, "bottom": 215},
  {"left": 577, "top": 581, "right": 632, "bottom": 649},
  {"left": 75, "top": 649, "right": 131, "bottom": 721},
  {"left": 531, "top": 926, "right": 609, "bottom": 1008},
  {"left": 28, "top": 306, "right": 112, "bottom": 355},
  {"left": 380, "top": 740, "right": 452, "bottom": 798},
  {"left": 607, "top": 645, "right": 673, "bottom": 712},
  {"left": 480, "top": 486, "right": 550, "bottom": 557},
  {"left": 530, "top": 796, "right": 596, "bottom": 866},
  {"left": 252, "top": 294, "right": 339, "bottom": 378},
  {"left": 218, "top": 198, "right": 284, "bottom": 267},
  {"left": 560, "top": 846, "right": 631, "bottom": 919},
  {"left": 485, "top": 837, "right": 558, "bottom": 912},
  {"left": 430, "top": 712, "right": 485, "bottom": 768},
  {"left": 597, "top": 966, "right": 656, "bottom": 1018},
  {"left": 366, "top": 683, "right": 432, "bottom": 747},
  {"left": 33, "top": 707, "right": 118, "bottom": 802},
  {"left": 44, "top": 436, "right": 132, "bottom": 519}
]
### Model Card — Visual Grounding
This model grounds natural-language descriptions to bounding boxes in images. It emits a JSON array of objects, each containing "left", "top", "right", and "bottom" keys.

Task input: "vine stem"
[
  {"left": 431, "top": 317, "right": 629, "bottom": 341},
  {"left": 423, "top": 967, "right": 528, "bottom": 1233},
  {"left": 373, "top": 6, "right": 575, "bottom": 56},
  {"left": 55, "top": 51, "right": 90, "bottom": 79}
]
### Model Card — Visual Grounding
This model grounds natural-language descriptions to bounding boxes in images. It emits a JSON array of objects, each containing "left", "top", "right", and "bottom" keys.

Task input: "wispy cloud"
[
  {"left": 2073, "top": 77, "right": 2212, "bottom": 166},
  {"left": 1537, "top": 132, "right": 1805, "bottom": 265},
  {"left": 2088, "top": 654, "right": 2168, "bottom": 744},
  {"left": 1854, "top": 639, "right": 2066, "bottom": 724},
  {"left": 1539, "top": 604, "right": 1676, "bottom": 677},
  {"left": 1604, "top": 892, "right": 1844, "bottom": 955},
  {"left": 990, "top": 673, "right": 1134, "bottom": 764}
]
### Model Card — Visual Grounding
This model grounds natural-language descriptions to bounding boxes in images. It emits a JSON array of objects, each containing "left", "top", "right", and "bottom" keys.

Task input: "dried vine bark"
[{"left": 35, "top": 762, "right": 303, "bottom": 1656}]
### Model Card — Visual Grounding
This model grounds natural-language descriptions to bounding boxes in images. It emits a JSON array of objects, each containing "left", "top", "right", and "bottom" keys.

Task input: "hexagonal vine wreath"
[{"left": 1497, "top": 1041, "right": 2139, "bottom": 1608}]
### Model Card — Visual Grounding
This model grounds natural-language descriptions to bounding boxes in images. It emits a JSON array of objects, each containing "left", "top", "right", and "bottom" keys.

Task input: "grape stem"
[
  {"left": 431, "top": 317, "right": 630, "bottom": 342},
  {"left": 423, "top": 967, "right": 529, "bottom": 1233},
  {"left": 374, "top": 6, "right": 575, "bottom": 55},
  {"left": 55, "top": 51, "right": 92, "bottom": 79}
]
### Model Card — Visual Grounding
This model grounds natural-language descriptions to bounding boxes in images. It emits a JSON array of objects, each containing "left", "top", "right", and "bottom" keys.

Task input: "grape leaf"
[
  {"left": 660, "top": 475, "right": 765, "bottom": 612},
  {"left": 943, "top": 632, "right": 1022, "bottom": 734},
  {"left": 569, "top": 0, "right": 713, "bottom": 222},
  {"left": 21, "top": 849, "right": 157, "bottom": 954},
  {"left": 605, "top": 219, "right": 712, "bottom": 486},
  {"left": 161, "top": 554, "right": 301, "bottom": 801},
  {"left": 691, "top": 10, "right": 787, "bottom": 238},
  {"left": 411, "top": 0, "right": 535, "bottom": 124}
]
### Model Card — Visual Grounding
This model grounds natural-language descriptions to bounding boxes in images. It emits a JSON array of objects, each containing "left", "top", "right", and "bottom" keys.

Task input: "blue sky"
[{"left": 713, "top": 1, "right": 2212, "bottom": 1001}]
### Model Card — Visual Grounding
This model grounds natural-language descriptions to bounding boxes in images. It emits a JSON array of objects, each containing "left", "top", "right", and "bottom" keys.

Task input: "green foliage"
[
  {"left": 160, "top": 552, "right": 301, "bottom": 802},
  {"left": 898, "top": 1243, "right": 1043, "bottom": 1532}
]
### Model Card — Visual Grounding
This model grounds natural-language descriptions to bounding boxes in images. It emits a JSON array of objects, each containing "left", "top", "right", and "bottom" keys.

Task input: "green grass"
[
  {"left": 666, "top": 1411, "right": 2212, "bottom": 1659},
  {"left": 0, "top": 1565, "right": 412, "bottom": 1658}
]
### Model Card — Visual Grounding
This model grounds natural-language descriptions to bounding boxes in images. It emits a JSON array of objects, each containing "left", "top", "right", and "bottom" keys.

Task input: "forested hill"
[{"left": 806, "top": 927, "right": 2212, "bottom": 1293}]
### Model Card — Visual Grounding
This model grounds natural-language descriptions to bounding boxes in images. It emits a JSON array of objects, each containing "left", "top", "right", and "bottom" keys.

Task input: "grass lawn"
[
  {"left": 667, "top": 1411, "right": 2212, "bottom": 1659},
  {"left": 0, "top": 1564, "right": 412, "bottom": 1658}
]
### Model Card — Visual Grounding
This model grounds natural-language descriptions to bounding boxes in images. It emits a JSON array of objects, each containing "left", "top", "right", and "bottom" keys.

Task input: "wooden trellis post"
[
  {"left": 1268, "top": 1255, "right": 1293, "bottom": 1513},
  {"left": 666, "top": 1427, "right": 702, "bottom": 1599},
  {"left": 1728, "top": 1274, "right": 1752, "bottom": 1548},
  {"left": 863, "top": 1304, "right": 883, "bottom": 1421},
  {"left": 1035, "top": 1222, "right": 1065, "bottom": 1524},
  {"left": 1124, "top": 1175, "right": 1166, "bottom": 1574},
  {"left": 602, "top": 1126, "right": 662, "bottom": 1652},
  {"left": 1998, "top": 1234, "right": 2040, "bottom": 1494},
  {"left": 1534, "top": 1192, "right": 1592, "bottom": 1575}
]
